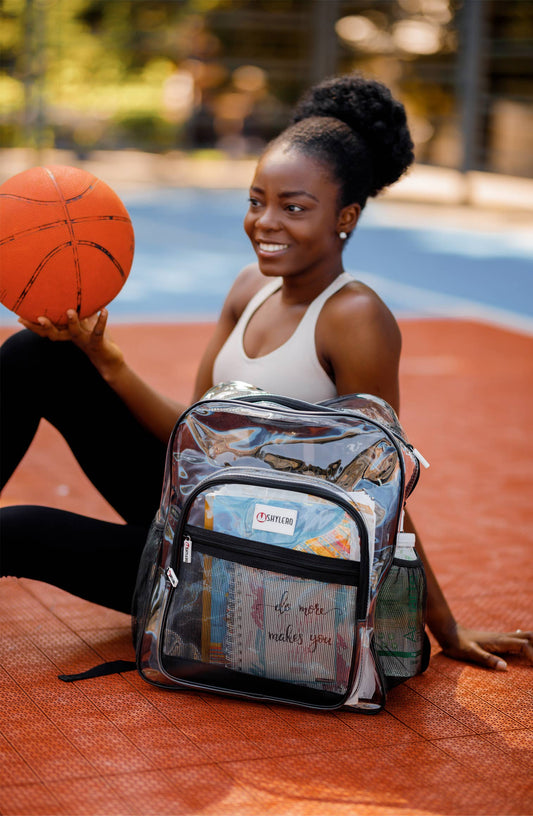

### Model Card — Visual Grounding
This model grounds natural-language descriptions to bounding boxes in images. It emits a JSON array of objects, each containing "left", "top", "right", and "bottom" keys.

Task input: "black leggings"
[{"left": 0, "top": 330, "right": 168, "bottom": 612}]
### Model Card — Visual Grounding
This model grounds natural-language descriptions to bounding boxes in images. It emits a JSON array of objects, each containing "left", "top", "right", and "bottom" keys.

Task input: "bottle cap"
[{"left": 396, "top": 532, "right": 415, "bottom": 547}]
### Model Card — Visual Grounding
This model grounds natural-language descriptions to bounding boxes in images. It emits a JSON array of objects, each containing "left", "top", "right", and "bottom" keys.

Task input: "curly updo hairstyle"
[{"left": 270, "top": 74, "right": 414, "bottom": 211}]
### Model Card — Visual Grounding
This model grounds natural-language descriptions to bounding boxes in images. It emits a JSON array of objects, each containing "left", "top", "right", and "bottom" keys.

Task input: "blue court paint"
[{"left": 1, "top": 188, "right": 531, "bottom": 332}]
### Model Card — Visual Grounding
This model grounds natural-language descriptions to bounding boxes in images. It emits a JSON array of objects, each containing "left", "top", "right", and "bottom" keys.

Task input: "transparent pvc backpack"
[{"left": 132, "top": 383, "right": 429, "bottom": 712}]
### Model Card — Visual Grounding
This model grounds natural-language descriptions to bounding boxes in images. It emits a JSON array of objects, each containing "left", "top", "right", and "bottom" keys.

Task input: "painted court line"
[{"left": 358, "top": 271, "right": 533, "bottom": 336}]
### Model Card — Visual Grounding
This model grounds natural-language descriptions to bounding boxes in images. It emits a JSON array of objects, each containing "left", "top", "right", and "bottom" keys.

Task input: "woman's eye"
[
  {"left": 248, "top": 197, "right": 261, "bottom": 207},
  {"left": 287, "top": 204, "right": 304, "bottom": 213}
]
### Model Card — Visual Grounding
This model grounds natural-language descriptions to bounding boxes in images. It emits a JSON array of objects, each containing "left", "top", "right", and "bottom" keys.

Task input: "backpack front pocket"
[{"left": 160, "top": 526, "right": 360, "bottom": 709}]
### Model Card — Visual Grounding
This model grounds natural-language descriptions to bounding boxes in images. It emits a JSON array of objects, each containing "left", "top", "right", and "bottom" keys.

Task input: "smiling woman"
[
  {"left": 208, "top": 74, "right": 414, "bottom": 408},
  {"left": 1, "top": 73, "right": 532, "bottom": 672}
]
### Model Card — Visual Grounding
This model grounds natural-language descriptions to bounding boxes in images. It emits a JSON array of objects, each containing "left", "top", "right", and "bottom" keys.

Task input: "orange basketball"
[{"left": 0, "top": 165, "right": 134, "bottom": 325}]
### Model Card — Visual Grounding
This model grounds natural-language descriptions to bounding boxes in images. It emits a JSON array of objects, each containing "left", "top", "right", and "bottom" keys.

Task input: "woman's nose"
[{"left": 256, "top": 206, "right": 280, "bottom": 230}]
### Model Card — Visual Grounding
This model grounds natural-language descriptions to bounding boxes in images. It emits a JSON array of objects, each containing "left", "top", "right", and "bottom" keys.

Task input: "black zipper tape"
[{"left": 183, "top": 523, "right": 360, "bottom": 586}]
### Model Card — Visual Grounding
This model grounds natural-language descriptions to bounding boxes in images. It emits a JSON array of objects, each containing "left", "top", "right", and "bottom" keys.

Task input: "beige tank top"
[{"left": 212, "top": 272, "right": 354, "bottom": 402}]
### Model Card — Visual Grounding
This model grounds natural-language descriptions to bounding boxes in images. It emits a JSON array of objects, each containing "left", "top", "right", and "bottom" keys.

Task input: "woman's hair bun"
[{"left": 291, "top": 73, "right": 414, "bottom": 194}]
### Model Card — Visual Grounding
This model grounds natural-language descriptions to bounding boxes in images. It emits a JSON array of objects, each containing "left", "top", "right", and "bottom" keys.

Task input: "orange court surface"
[{"left": 0, "top": 315, "right": 532, "bottom": 816}]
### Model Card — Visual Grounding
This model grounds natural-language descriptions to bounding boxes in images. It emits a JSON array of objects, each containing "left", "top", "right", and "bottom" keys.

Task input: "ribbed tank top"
[{"left": 212, "top": 271, "right": 354, "bottom": 402}]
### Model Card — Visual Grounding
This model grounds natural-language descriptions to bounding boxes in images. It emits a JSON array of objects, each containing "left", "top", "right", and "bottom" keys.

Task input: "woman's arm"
[
  {"left": 404, "top": 511, "right": 532, "bottom": 669},
  {"left": 320, "top": 283, "right": 533, "bottom": 669},
  {"left": 19, "top": 309, "right": 186, "bottom": 442},
  {"left": 319, "top": 282, "right": 402, "bottom": 410},
  {"left": 18, "top": 264, "right": 263, "bottom": 442}
]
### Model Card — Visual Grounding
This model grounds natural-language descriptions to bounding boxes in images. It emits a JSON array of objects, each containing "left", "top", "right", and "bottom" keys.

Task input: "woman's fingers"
[
  {"left": 65, "top": 309, "right": 84, "bottom": 338},
  {"left": 442, "top": 627, "right": 533, "bottom": 671},
  {"left": 507, "top": 630, "right": 533, "bottom": 662},
  {"left": 17, "top": 309, "right": 107, "bottom": 347},
  {"left": 65, "top": 309, "right": 106, "bottom": 346},
  {"left": 523, "top": 640, "right": 533, "bottom": 662},
  {"left": 462, "top": 641, "right": 508, "bottom": 671},
  {"left": 444, "top": 643, "right": 507, "bottom": 671},
  {"left": 92, "top": 308, "right": 108, "bottom": 337},
  {"left": 493, "top": 630, "right": 533, "bottom": 659},
  {"left": 85, "top": 309, "right": 108, "bottom": 353},
  {"left": 18, "top": 315, "right": 71, "bottom": 341},
  {"left": 17, "top": 317, "right": 45, "bottom": 335},
  {"left": 479, "top": 650, "right": 508, "bottom": 671}
]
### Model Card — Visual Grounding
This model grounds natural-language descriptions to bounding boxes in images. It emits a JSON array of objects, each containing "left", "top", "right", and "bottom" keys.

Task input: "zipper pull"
[
  {"left": 411, "top": 446, "right": 430, "bottom": 469},
  {"left": 183, "top": 535, "right": 192, "bottom": 564},
  {"left": 165, "top": 566, "right": 178, "bottom": 588}
]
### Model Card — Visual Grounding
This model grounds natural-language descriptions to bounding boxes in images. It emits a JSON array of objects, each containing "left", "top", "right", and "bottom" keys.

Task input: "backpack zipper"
[{"left": 180, "top": 522, "right": 360, "bottom": 586}]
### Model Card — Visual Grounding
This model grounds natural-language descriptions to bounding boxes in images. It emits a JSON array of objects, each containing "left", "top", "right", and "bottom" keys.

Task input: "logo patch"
[{"left": 252, "top": 504, "right": 298, "bottom": 536}]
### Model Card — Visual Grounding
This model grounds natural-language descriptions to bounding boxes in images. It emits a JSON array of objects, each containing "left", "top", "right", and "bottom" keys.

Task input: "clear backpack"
[{"left": 131, "top": 384, "right": 430, "bottom": 713}]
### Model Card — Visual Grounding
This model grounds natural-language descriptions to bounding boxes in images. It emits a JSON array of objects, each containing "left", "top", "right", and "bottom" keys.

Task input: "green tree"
[{"left": 0, "top": 0, "right": 221, "bottom": 151}]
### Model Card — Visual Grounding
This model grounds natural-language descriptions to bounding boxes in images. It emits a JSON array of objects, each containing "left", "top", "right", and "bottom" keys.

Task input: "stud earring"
[{"left": 339, "top": 231, "right": 348, "bottom": 240}]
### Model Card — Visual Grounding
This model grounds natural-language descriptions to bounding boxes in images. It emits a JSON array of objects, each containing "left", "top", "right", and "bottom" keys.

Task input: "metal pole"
[
  {"left": 22, "top": 0, "right": 34, "bottom": 148},
  {"left": 310, "top": 0, "right": 340, "bottom": 85},
  {"left": 23, "top": 0, "right": 47, "bottom": 159},
  {"left": 458, "top": 0, "right": 487, "bottom": 175}
]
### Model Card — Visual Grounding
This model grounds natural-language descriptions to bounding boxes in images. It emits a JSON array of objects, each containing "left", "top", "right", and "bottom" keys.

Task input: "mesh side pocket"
[{"left": 374, "top": 558, "right": 427, "bottom": 685}]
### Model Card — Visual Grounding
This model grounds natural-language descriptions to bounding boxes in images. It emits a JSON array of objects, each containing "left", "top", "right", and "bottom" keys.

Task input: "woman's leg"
[
  {"left": 0, "top": 329, "right": 167, "bottom": 523},
  {"left": 1, "top": 331, "right": 44, "bottom": 488},
  {"left": 0, "top": 330, "right": 170, "bottom": 609},
  {"left": 0, "top": 505, "right": 147, "bottom": 613}
]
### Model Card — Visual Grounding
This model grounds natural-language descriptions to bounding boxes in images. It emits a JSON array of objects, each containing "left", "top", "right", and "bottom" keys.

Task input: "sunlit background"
[{"left": 1, "top": 0, "right": 532, "bottom": 178}]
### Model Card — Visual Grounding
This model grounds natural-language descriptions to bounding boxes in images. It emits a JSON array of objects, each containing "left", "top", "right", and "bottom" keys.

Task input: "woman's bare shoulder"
[
  {"left": 326, "top": 278, "right": 401, "bottom": 341},
  {"left": 317, "top": 278, "right": 401, "bottom": 406}
]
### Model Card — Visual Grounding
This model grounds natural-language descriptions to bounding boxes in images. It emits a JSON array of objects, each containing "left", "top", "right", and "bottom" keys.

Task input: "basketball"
[{"left": 0, "top": 165, "right": 134, "bottom": 325}]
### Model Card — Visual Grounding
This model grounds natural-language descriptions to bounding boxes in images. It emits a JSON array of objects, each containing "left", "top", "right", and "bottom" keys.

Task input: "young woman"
[{"left": 1, "top": 74, "right": 531, "bottom": 669}]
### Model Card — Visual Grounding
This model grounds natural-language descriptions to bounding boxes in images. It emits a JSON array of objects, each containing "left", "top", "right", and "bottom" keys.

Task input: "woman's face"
[{"left": 244, "top": 144, "right": 347, "bottom": 281}]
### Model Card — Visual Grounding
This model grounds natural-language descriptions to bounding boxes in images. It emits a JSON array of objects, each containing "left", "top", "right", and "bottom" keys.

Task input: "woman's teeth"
[{"left": 259, "top": 243, "right": 289, "bottom": 253}]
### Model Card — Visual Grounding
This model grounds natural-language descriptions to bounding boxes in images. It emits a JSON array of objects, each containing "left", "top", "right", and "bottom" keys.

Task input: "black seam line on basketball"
[
  {"left": 0, "top": 194, "right": 69, "bottom": 204},
  {"left": 0, "top": 183, "right": 99, "bottom": 205},
  {"left": 0, "top": 215, "right": 131, "bottom": 248},
  {"left": 13, "top": 241, "right": 126, "bottom": 310},
  {"left": 44, "top": 168, "right": 82, "bottom": 311},
  {"left": 0, "top": 221, "right": 69, "bottom": 246},
  {"left": 13, "top": 243, "right": 73, "bottom": 309},
  {"left": 76, "top": 240, "right": 127, "bottom": 278},
  {"left": 64, "top": 181, "right": 99, "bottom": 203},
  {"left": 70, "top": 215, "right": 131, "bottom": 223}
]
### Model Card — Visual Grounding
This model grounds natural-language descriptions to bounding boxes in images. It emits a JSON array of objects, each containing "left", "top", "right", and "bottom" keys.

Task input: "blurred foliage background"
[{"left": 1, "top": 0, "right": 532, "bottom": 176}]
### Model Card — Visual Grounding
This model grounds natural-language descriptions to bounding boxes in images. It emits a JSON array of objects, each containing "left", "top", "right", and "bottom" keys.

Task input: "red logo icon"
[{"left": 256, "top": 511, "right": 267, "bottom": 523}]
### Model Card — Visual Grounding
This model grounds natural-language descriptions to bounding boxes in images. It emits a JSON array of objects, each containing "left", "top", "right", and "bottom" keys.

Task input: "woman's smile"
[{"left": 257, "top": 241, "right": 290, "bottom": 255}]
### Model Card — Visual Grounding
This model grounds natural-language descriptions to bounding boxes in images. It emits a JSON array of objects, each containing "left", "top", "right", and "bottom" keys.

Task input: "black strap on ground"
[{"left": 58, "top": 659, "right": 136, "bottom": 682}]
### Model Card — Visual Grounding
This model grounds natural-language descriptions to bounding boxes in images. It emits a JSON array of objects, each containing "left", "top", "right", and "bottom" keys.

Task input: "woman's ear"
[{"left": 337, "top": 203, "right": 361, "bottom": 236}]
